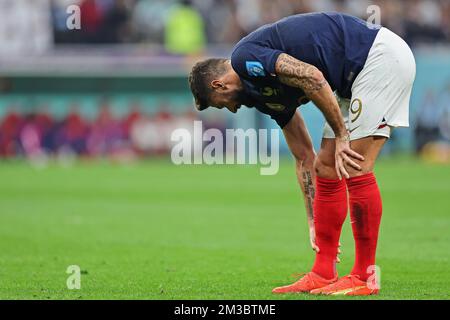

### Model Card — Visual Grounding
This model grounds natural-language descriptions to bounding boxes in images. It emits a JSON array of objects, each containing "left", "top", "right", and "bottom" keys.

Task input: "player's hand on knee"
[{"left": 334, "top": 136, "right": 364, "bottom": 179}]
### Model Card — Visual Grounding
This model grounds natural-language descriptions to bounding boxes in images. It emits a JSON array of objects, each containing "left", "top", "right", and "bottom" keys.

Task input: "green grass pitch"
[{"left": 0, "top": 157, "right": 449, "bottom": 300}]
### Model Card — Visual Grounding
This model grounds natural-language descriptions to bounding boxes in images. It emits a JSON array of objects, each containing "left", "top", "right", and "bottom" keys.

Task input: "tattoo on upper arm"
[
  {"left": 302, "top": 170, "right": 315, "bottom": 221},
  {"left": 276, "top": 53, "right": 327, "bottom": 93}
]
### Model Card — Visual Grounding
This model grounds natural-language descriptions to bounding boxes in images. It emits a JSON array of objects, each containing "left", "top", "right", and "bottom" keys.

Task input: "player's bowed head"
[{"left": 189, "top": 59, "right": 246, "bottom": 114}]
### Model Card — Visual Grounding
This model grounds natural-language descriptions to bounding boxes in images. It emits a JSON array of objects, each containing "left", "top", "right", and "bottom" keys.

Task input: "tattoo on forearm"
[
  {"left": 276, "top": 53, "right": 328, "bottom": 93},
  {"left": 302, "top": 170, "right": 315, "bottom": 221},
  {"left": 277, "top": 54, "right": 345, "bottom": 136}
]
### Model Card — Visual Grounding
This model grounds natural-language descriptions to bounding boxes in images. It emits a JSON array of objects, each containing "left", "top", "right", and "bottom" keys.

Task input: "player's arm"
[
  {"left": 282, "top": 112, "right": 319, "bottom": 252},
  {"left": 275, "top": 53, "right": 364, "bottom": 179}
]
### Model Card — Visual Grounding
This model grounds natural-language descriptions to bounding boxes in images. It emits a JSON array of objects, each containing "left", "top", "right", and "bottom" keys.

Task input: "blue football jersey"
[{"left": 231, "top": 12, "right": 381, "bottom": 128}]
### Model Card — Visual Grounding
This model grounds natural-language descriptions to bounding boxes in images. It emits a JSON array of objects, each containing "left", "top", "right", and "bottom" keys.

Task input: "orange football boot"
[
  {"left": 310, "top": 274, "right": 379, "bottom": 296},
  {"left": 272, "top": 272, "right": 338, "bottom": 294}
]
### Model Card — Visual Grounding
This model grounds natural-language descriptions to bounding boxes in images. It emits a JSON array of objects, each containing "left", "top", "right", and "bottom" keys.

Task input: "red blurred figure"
[
  {"left": 80, "top": 0, "right": 104, "bottom": 42},
  {"left": 0, "top": 108, "right": 24, "bottom": 157},
  {"left": 154, "top": 103, "right": 174, "bottom": 154},
  {"left": 20, "top": 111, "right": 53, "bottom": 159},
  {"left": 62, "top": 107, "right": 90, "bottom": 155},
  {"left": 123, "top": 102, "right": 143, "bottom": 139},
  {"left": 34, "top": 107, "right": 54, "bottom": 139},
  {"left": 87, "top": 102, "right": 124, "bottom": 156}
]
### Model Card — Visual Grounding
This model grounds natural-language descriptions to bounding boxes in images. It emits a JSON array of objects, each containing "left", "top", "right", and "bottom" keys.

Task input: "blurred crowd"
[
  {"left": 414, "top": 81, "right": 450, "bottom": 157},
  {"left": 0, "top": 102, "right": 199, "bottom": 161},
  {"left": 52, "top": 0, "right": 450, "bottom": 51}
]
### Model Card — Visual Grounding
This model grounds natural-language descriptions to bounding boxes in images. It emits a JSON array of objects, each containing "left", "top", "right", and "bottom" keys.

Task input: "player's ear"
[{"left": 211, "top": 79, "right": 225, "bottom": 90}]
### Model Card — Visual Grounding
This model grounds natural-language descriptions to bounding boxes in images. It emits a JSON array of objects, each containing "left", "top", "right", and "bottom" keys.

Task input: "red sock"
[
  {"left": 311, "top": 177, "right": 348, "bottom": 280},
  {"left": 347, "top": 173, "right": 382, "bottom": 281}
]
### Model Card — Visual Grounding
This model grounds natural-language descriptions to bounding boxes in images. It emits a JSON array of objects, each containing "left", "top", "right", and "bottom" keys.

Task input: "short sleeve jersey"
[{"left": 230, "top": 12, "right": 380, "bottom": 128}]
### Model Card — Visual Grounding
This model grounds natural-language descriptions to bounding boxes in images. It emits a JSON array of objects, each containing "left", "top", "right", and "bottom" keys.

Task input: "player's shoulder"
[
  {"left": 231, "top": 40, "right": 261, "bottom": 63},
  {"left": 230, "top": 41, "right": 265, "bottom": 78}
]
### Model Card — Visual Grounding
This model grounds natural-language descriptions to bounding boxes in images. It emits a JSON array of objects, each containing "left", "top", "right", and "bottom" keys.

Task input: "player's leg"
[
  {"left": 274, "top": 133, "right": 388, "bottom": 294},
  {"left": 307, "top": 133, "right": 384, "bottom": 276},
  {"left": 314, "top": 138, "right": 337, "bottom": 179},
  {"left": 272, "top": 138, "right": 342, "bottom": 294},
  {"left": 273, "top": 135, "right": 355, "bottom": 294},
  {"left": 346, "top": 136, "right": 386, "bottom": 292},
  {"left": 274, "top": 134, "right": 387, "bottom": 293},
  {"left": 309, "top": 138, "right": 347, "bottom": 282},
  {"left": 311, "top": 135, "right": 387, "bottom": 296},
  {"left": 274, "top": 26, "right": 415, "bottom": 295},
  {"left": 313, "top": 26, "right": 415, "bottom": 296},
  {"left": 273, "top": 96, "right": 352, "bottom": 293}
]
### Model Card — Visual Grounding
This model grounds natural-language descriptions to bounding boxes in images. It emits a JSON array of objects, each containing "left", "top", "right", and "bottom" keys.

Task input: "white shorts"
[{"left": 323, "top": 27, "right": 416, "bottom": 140}]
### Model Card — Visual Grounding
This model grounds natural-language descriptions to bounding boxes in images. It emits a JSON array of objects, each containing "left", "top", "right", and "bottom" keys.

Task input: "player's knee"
[
  {"left": 314, "top": 156, "right": 337, "bottom": 179},
  {"left": 346, "top": 161, "right": 374, "bottom": 178}
]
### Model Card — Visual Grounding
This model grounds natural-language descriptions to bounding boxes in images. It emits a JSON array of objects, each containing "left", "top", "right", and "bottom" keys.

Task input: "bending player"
[{"left": 188, "top": 12, "right": 415, "bottom": 295}]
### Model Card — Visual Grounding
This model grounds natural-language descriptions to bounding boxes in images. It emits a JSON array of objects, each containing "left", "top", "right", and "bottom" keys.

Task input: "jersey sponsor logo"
[
  {"left": 246, "top": 61, "right": 266, "bottom": 77},
  {"left": 265, "top": 103, "right": 286, "bottom": 111}
]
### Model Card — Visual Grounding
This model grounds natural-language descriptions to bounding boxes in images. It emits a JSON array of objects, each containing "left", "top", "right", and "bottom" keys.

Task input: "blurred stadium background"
[
  {"left": 1, "top": 0, "right": 450, "bottom": 300},
  {"left": 0, "top": 0, "right": 449, "bottom": 163}
]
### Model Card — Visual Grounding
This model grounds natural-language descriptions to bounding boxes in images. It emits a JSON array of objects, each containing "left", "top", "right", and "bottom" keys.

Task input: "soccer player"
[{"left": 188, "top": 12, "right": 415, "bottom": 295}]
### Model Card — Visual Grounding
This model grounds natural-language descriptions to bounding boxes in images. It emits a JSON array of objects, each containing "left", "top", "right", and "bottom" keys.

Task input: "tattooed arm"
[
  {"left": 275, "top": 53, "right": 364, "bottom": 179},
  {"left": 282, "top": 112, "right": 319, "bottom": 252},
  {"left": 275, "top": 53, "right": 346, "bottom": 136}
]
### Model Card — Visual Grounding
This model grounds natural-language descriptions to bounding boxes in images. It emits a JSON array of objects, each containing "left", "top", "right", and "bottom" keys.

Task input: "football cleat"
[
  {"left": 310, "top": 274, "right": 379, "bottom": 296},
  {"left": 272, "top": 272, "right": 338, "bottom": 294}
]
